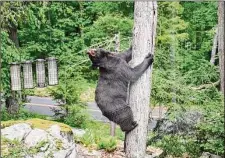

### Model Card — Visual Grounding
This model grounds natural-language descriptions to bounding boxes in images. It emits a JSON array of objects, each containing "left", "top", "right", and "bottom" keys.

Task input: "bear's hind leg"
[
  {"left": 102, "top": 101, "right": 138, "bottom": 133},
  {"left": 116, "top": 106, "right": 138, "bottom": 132}
]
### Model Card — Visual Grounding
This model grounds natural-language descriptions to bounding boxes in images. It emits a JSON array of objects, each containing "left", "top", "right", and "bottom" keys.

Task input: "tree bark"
[
  {"left": 125, "top": 1, "right": 157, "bottom": 158},
  {"left": 218, "top": 2, "right": 224, "bottom": 94},
  {"left": 110, "top": 33, "right": 120, "bottom": 136},
  {"left": 210, "top": 27, "right": 218, "bottom": 65},
  {"left": 8, "top": 23, "right": 19, "bottom": 48}
]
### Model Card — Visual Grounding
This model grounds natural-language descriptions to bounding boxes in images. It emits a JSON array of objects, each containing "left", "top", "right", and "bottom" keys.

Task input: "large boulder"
[
  {"left": 2, "top": 123, "right": 32, "bottom": 141},
  {"left": 148, "top": 109, "right": 203, "bottom": 145},
  {"left": 153, "top": 110, "right": 203, "bottom": 135},
  {"left": 24, "top": 128, "right": 48, "bottom": 147},
  {"left": 72, "top": 128, "right": 86, "bottom": 137},
  {"left": 1, "top": 121, "right": 77, "bottom": 158},
  {"left": 200, "top": 152, "right": 222, "bottom": 158}
]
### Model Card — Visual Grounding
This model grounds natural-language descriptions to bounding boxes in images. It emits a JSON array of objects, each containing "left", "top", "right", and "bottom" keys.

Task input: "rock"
[
  {"left": 40, "top": 143, "right": 50, "bottom": 152},
  {"left": 34, "top": 153, "right": 45, "bottom": 158},
  {"left": 24, "top": 128, "right": 48, "bottom": 147},
  {"left": 2, "top": 122, "right": 77, "bottom": 158},
  {"left": 47, "top": 124, "right": 62, "bottom": 139},
  {"left": 2, "top": 123, "right": 32, "bottom": 141},
  {"left": 148, "top": 110, "right": 203, "bottom": 145},
  {"left": 72, "top": 128, "right": 86, "bottom": 137},
  {"left": 69, "top": 145, "right": 78, "bottom": 158},
  {"left": 25, "top": 152, "right": 45, "bottom": 158},
  {"left": 154, "top": 110, "right": 203, "bottom": 135},
  {"left": 146, "top": 146, "right": 164, "bottom": 158},
  {"left": 53, "top": 144, "right": 77, "bottom": 158},
  {"left": 47, "top": 124, "right": 74, "bottom": 150},
  {"left": 39, "top": 125, "right": 77, "bottom": 158},
  {"left": 53, "top": 150, "right": 71, "bottom": 158},
  {"left": 60, "top": 131, "right": 74, "bottom": 143},
  {"left": 200, "top": 152, "right": 222, "bottom": 158},
  {"left": 148, "top": 118, "right": 158, "bottom": 131},
  {"left": 76, "top": 144, "right": 101, "bottom": 158},
  {"left": 145, "top": 155, "right": 153, "bottom": 158}
]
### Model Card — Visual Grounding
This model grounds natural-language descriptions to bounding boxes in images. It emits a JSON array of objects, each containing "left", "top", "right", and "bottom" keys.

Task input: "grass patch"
[
  {"left": 34, "top": 87, "right": 52, "bottom": 97},
  {"left": 75, "top": 120, "right": 124, "bottom": 151},
  {"left": 1, "top": 107, "right": 47, "bottom": 121},
  {"left": 1, "top": 137, "right": 25, "bottom": 158},
  {"left": 24, "top": 87, "right": 52, "bottom": 97},
  {"left": 97, "top": 137, "right": 117, "bottom": 152},
  {"left": 1, "top": 137, "right": 51, "bottom": 158},
  {"left": 80, "top": 86, "right": 96, "bottom": 102}
]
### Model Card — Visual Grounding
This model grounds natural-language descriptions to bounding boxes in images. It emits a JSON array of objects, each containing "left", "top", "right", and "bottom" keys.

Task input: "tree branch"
[{"left": 190, "top": 80, "right": 220, "bottom": 90}]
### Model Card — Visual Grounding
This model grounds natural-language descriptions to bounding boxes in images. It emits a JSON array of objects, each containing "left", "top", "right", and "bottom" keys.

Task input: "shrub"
[
  {"left": 196, "top": 101, "right": 224, "bottom": 156},
  {"left": 77, "top": 130, "right": 96, "bottom": 148},
  {"left": 63, "top": 104, "right": 89, "bottom": 128},
  {"left": 97, "top": 137, "right": 117, "bottom": 152},
  {"left": 154, "top": 135, "right": 201, "bottom": 158},
  {"left": 76, "top": 130, "right": 117, "bottom": 152}
]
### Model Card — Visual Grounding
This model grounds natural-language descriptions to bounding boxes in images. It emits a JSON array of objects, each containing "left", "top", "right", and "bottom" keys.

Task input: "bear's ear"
[{"left": 98, "top": 48, "right": 110, "bottom": 57}]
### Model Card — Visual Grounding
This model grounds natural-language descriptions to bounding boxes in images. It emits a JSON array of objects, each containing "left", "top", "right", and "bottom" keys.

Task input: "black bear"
[{"left": 87, "top": 46, "right": 154, "bottom": 133}]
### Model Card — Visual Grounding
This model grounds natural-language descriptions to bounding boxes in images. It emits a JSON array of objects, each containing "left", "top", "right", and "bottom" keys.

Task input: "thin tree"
[
  {"left": 125, "top": 1, "right": 157, "bottom": 158},
  {"left": 210, "top": 27, "right": 218, "bottom": 65},
  {"left": 218, "top": 2, "right": 224, "bottom": 94}
]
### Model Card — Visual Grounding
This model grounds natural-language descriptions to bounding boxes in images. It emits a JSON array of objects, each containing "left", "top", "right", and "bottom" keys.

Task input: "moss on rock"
[{"left": 1, "top": 118, "right": 72, "bottom": 133}]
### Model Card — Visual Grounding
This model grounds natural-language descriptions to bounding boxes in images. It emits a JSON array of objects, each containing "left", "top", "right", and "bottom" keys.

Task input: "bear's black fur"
[{"left": 87, "top": 47, "right": 154, "bottom": 133}]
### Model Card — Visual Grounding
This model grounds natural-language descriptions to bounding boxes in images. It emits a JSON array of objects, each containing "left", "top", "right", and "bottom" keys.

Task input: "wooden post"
[
  {"left": 125, "top": 1, "right": 157, "bottom": 158},
  {"left": 110, "top": 33, "right": 120, "bottom": 136}
]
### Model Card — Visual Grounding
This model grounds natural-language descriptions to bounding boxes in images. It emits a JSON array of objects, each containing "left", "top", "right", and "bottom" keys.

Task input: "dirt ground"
[{"left": 76, "top": 141, "right": 163, "bottom": 158}]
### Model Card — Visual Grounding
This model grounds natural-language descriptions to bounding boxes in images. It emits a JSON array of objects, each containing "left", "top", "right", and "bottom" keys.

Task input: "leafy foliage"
[
  {"left": 97, "top": 137, "right": 117, "bottom": 152},
  {"left": 154, "top": 135, "right": 201, "bottom": 158},
  {"left": 63, "top": 104, "right": 89, "bottom": 128},
  {"left": 196, "top": 100, "right": 224, "bottom": 155}
]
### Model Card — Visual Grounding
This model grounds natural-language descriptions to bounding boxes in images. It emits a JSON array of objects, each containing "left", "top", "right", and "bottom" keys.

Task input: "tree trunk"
[
  {"left": 5, "top": 96, "right": 19, "bottom": 114},
  {"left": 210, "top": 27, "right": 218, "bottom": 65},
  {"left": 218, "top": 2, "right": 224, "bottom": 94},
  {"left": 125, "top": 1, "right": 157, "bottom": 158},
  {"left": 8, "top": 24, "right": 19, "bottom": 48},
  {"left": 110, "top": 33, "right": 120, "bottom": 136}
]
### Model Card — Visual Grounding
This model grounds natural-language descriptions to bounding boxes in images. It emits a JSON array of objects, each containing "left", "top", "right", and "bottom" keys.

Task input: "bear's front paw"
[
  {"left": 145, "top": 53, "right": 153, "bottom": 59},
  {"left": 145, "top": 53, "right": 154, "bottom": 63}
]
